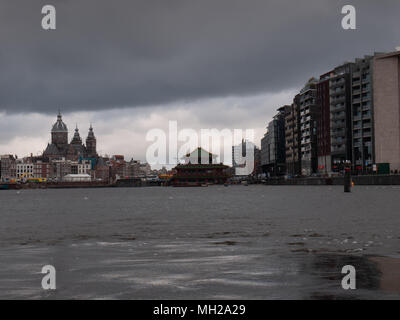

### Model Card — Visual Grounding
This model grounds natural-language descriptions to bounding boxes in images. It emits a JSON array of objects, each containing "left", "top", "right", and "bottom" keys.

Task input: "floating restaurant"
[{"left": 170, "top": 148, "right": 230, "bottom": 187}]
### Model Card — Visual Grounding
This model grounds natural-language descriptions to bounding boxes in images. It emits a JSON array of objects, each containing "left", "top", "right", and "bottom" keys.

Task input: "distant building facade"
[
  {"left": 299, "top": 78, "right": 319, "bottom": 176},
  {"left": 373, "top": 50, "right": 400, "bottom": 172},
  {"left": 329, "top": 63, "right": 353, "bottom": 172},
  {"left": 282, "top": 49, "right": 400, "bottom": 176},
  {"left": 261, "top": 106, "right": 288, "bottom": 176},
  {"left": 351, "top": 56, "right": 375, "bottom": 172},
  {"left": 316, "top": 72, "right": 332, "bottom": 174},
  {"left": 285, "top": 95, "right": 301, "bottom": 176},
  {"left": 0, "top": 155, "right": 16, "bottom": 181}
]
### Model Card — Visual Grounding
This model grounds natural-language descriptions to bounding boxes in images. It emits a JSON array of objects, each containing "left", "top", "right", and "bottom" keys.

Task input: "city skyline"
[
  {"left": 2, "top": 1, "right": 400, "bottom": 303},
  {"left": 2, "top": 48, "right": 400, "bottom": 175}
]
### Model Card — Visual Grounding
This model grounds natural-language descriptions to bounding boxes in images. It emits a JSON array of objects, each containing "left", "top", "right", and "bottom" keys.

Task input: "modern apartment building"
[
  {"left": 330, "top": 63, "right": 353, "bottom": 172},
  {"left": 299, "top": 78, "right": 319, "bottom": 176},
  {"left": 285, "top": 95, "right": 301, "bottom": 176},
  {"left": 373, "top": 50, "right": 400, "bottom": 172},
  {"left": 316, "top": 72, "right": 332, "bottom": 174},
  {"left": 351, "top": 56, "right": 375, "bottom": 172},
  {"left": 261, "top": 105, "right": 289, "bottom": 176},
  {"left": 267, "top": 49, "right": 400, "bottom": 177}
]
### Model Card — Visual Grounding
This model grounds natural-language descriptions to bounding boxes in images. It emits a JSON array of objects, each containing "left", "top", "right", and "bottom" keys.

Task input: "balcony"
[
  {"left": 362, "top": 105, "right": 371, "bottom": 112},
  {"left": 331, "top": 135, "right": 345, "bottom": 143},
  {"left": 330, "top": 77, "right": 345, "bottom": 85},
  {"left": 300, "top": 116, "right": 311, "bottom": 125},
  {"left": 302, "top": 101, "right": 315, "bottom": 108},
  {"left": 331, "top": 127, "right": 345, "bottom": 134},
  {"left": 286, "top": 114, "right": 293, "bottom": 121},
  {"left": 331, "top": 146, "right": 345, "bottom": 153},
  {"left": 331, "top": 121, "right": 345, "bottom": 129},
  {"left": 331, "top": 95, "right": 345, "bottom": 103},
  {"left": 362, "top": 86, "right": 371, "bottom": 93},
  {"left": 363, "top": 131, "right": 372, "bottom": 137},
  {"left": 362, "top": 76, "right": 371, "bottom": 82},
  {"left": 331, "top": 113, "right": 346, "bottom": 121},
  {"left": 331, "top": 104, "right": 346, "bottom": 112}
]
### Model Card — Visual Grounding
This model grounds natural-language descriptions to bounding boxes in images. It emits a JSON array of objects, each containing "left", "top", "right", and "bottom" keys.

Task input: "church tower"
[
  {"left": 85, "top": 124, "right": 97, "bottom": 158},
  {"left": 51, "top": 111, "right": 68, "bottom": 150},
  {"left": 68, "top": 124, "right": 86, "bottom": 159},
  {"left": 70, "top": 125, "right": 82, "bottom": 146}
]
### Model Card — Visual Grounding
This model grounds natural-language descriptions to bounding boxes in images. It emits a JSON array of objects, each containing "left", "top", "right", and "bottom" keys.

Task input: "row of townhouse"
[{"left": 0, "top": 155, "right": 93, "bottom": 182}]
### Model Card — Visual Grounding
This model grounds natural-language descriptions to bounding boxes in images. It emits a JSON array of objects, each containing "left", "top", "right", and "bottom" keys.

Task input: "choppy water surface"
[{"left": 0, "top": 185, "right": 400, "bottom": 299}]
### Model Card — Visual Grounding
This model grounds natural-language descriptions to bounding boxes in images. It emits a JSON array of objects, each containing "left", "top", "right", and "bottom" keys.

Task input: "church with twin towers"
[{"left": 43, "top": 112, "right": 98, "bottom": 161}]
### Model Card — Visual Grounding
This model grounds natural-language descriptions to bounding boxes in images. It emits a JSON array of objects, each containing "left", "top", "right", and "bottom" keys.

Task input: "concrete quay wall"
[{"left": 263, "top": 175, "right": 400, "bottom": 186}]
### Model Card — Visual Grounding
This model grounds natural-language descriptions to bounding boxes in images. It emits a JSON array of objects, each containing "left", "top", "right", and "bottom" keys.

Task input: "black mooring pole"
[{"left": 344, "top": 167, "right": 351, "bottom": 193}]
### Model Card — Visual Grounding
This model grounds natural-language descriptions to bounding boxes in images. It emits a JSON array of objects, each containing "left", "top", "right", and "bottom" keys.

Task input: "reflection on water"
[
  {"left": 1, "top": 240, "right": 400, "bottom": 299},
  {"left": 306, "top": 253, "right": 400, "bottom": 299},
  {"left": 369, "top": 256, "right": 400, "bottom": 294}
]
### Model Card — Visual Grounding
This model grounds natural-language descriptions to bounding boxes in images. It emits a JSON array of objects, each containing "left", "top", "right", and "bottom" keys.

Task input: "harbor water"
[{"left": 0, "top": 185, "right": 400, "bottom": 299}]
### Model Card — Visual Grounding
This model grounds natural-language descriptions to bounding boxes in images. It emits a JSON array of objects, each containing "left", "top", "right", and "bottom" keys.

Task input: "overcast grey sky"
[{"left": 1, "top": 0, "right": 400, "bottom": 160}]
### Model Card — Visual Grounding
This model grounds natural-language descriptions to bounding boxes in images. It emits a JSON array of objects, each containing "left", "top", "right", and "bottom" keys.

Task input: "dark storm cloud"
[{"left": 0, "top": 0, "right": 400, "bottom": 114}]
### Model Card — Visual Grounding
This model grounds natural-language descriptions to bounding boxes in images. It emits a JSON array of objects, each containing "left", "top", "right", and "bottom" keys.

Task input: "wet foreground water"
[{"left": 0, "top": 185, "right": 399, "bottom": 299}]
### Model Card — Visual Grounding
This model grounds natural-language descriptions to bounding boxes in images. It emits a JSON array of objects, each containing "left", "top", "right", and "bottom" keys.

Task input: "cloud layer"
[{"left": 1, "top": 0, "right": 399, "bottom": 114}]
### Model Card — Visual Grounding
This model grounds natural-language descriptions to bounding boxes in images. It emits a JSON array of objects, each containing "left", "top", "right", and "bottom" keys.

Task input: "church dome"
[{"left": 51, "top": 112, "right": 68, "bottom": 133}]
